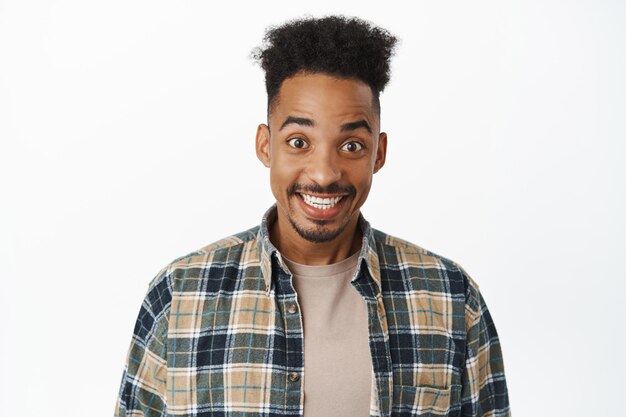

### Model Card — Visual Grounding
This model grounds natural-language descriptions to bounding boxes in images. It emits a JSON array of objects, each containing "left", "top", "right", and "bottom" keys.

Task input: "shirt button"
[
  {"left": 287, "top": 304, "right": 298, "bottom": 314},
  {"left": 288, "top": 372, "right": 300, "bottom": 382}
]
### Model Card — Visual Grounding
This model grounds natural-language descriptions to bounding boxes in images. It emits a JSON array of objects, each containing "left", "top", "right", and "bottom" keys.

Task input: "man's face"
[{"left": 256, "top": 72, "right": 387, "bottom": 244}]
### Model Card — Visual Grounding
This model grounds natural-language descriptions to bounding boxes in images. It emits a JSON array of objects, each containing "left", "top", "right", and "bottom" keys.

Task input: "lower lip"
[{"left": 296, "top": 194, "right": 349, "bottom": 221}]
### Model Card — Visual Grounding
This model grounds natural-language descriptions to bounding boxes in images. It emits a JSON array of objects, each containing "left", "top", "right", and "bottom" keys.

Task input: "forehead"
[{"left": 271, "top": 72, "right": 377, "bottom": 127}]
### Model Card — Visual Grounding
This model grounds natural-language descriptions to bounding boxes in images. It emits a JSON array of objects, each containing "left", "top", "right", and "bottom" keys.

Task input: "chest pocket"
[{"left": 391, "top": 385, "right": 452, "bottom": 416}]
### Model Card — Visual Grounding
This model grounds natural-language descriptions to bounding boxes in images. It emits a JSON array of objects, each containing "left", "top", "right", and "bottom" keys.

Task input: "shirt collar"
[{"left": 257, "top": 204, "right": 381, "bottom": 294}]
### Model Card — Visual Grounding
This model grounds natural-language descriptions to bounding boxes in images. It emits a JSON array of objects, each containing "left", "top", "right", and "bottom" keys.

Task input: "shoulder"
[
  {"left": 144, "top": 225, "right": 261, "bottom": 299},
  {"left": 372, "top": 228, "right": 481, "bottom": 308},
  {"left": 373, "top": 229, "right": 460, "bottom": 270}
]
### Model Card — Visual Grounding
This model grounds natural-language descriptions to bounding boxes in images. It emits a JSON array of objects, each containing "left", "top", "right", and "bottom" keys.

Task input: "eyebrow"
[
  {"left": 279, "top": 116, "right": 372, "bottom": 133},
  {"left": 340, "top": 119, "right": 372, "bottom": 134},
  {"left": 279, "top": 116, "right": 314, "bottom": 131}
]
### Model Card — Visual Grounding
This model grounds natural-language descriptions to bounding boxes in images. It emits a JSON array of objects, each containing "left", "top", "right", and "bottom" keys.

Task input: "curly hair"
[{"left": 251, "top": 15, "right": 398, "bottom": 116}]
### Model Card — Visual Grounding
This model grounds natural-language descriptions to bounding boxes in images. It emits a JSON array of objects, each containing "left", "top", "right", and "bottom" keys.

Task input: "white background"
[{"left": 1, "top": 1, "right": 624, "bottom": 416}]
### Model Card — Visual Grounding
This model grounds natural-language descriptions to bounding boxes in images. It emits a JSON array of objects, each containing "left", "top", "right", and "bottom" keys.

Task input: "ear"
[
  {"left": 374, "top": 132, "right": 387, "bottom": 173},
  {"left": 255, "top": 123, "right": 271, "bottom": 168}
]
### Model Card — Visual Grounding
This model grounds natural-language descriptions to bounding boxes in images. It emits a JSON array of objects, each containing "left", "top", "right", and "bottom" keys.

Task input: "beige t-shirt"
[{"left": 282, "top": 251, "right": 372, "bottom": 417}]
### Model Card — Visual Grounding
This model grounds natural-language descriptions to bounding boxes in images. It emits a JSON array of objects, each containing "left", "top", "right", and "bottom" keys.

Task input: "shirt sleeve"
[
  {"left": 115, "top": 272, "right": 172, "bottom": 417},
  {"left": 460, "top": 276, "right": 511, "bottom": 416}
]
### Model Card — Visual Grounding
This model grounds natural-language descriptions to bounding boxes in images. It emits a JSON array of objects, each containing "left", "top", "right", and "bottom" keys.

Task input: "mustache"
[{"left": 287, "top": 182, "right": 356, "bottom": 197}]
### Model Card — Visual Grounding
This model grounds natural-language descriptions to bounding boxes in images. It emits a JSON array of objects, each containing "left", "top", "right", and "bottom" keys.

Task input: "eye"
[
  {"left": 341, "top": 141, "right": 364, "bottom": 152},
  {"left": 287, "top": 137, "right": 309, "bottom": 149}
]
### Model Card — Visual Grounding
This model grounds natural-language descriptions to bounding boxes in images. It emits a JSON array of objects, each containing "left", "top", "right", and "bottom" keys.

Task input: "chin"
[{"left": 289, "top": 219, "right": 348, "bottom": 243}]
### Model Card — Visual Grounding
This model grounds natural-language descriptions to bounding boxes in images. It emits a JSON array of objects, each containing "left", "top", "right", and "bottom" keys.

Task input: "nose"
[{"left": 305, "top": 146, "right": 342, "bottom": 188}]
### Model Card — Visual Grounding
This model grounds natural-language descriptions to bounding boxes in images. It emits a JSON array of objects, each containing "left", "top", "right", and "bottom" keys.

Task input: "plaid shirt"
[{"left": 115, "top": 206, "right": 510, "bottom": 416}]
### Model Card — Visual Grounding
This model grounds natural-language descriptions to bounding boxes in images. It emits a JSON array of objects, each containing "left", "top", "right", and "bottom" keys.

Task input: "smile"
[{"left": 299, "top": 193, "right": 344, "bottom": 210}]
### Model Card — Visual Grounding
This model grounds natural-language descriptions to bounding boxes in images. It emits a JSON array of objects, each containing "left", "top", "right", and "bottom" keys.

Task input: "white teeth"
[{"left": 301, "top": 193, "right": 343, "bottom": 209}]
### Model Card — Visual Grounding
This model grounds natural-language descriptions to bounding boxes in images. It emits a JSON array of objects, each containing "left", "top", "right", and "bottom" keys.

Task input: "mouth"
[
  {"left": 295, "top": 192, "right": 351, "bottom": 220},
  {"left": 299, "top": 193, "right": 344, "bottom": 209}
]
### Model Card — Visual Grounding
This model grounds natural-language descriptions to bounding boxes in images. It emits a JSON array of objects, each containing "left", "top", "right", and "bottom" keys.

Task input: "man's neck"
[{"left": 269, "top": 214, "right": 362, "bottom": 266}]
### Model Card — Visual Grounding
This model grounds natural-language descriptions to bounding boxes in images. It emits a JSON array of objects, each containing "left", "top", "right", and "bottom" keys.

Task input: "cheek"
[
  {"left": 269, "top": 154, "right": 302, "bottom": 197},
  {"left": 339, "top": 178, "right": 369, "bottom": 211},
  {"left": 355, "top": 179, "right": 373, "bottom": 201},
  {"left": 350, "top": 161, "right": 376, "bottom": 200},
  {"left": 351, "top": 160, "right": 375, "bottom": 187}
]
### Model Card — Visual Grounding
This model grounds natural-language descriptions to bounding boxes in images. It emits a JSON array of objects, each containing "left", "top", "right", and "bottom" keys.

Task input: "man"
[{"left": 115, "top": 15, "right": 510, "bottom": 417}]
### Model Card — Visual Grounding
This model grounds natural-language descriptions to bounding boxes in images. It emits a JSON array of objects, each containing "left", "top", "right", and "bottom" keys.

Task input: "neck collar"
[{"left": 257, "top": 204, "right": 381, "bottom": 294}]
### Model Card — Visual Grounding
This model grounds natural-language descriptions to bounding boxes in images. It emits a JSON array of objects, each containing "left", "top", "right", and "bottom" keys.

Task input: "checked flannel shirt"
[{"left": 115, "top": 206, "right": 510, "bottom": 416}]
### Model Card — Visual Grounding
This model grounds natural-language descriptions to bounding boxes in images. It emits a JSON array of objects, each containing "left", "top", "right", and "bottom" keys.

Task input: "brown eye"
[
  {"left": 287, "top": 138, "right": 309, "bottom": 149},
  {"left": 341, "top": 141, "right": 364, "bottom": 152}
]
